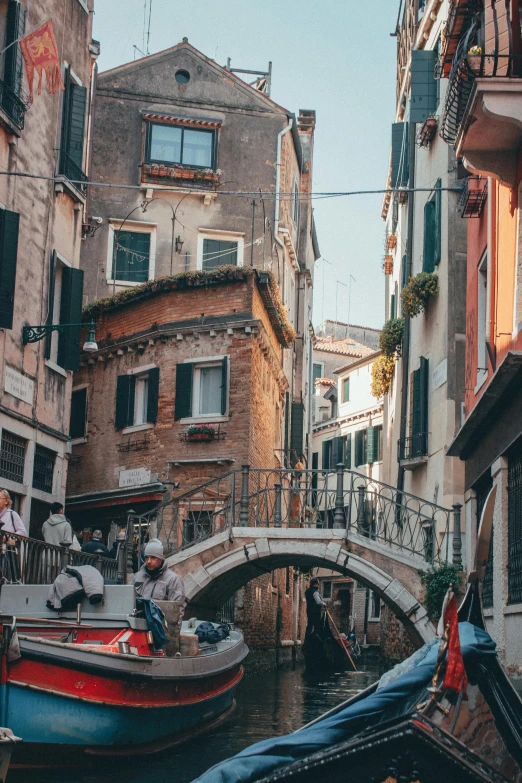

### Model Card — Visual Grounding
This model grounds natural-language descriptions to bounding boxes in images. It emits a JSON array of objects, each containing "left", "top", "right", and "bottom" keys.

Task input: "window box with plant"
[
  {"left": 186, "top": 424, "right": 216, "bottom": 442},
  {"left": 383, "top": 255, "right": 394, "bottom": 275},
  {"left": 401, "top": 272, "right": 439, "bottom": 317}
]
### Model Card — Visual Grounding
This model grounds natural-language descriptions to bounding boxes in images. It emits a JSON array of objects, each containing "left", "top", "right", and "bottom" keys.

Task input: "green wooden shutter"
[
  {"left": 221, "top": 357, "right": 229, "bottom": 415},
  {"left": 322, "top": 440, "right": 330, "bottom": 471},
  {"left": 44, "top": 251, "right": 56, "bottom": 360},
  {"left": 366, "top": 426, "right": 378, "bottom": 464},
  {"left": 343, "top": 433, "right": 352, "bottom": 468},
  {"left": 401, "top": 254, "right": 408, "bottom": 289},
  {"left": 290, "top": 402, "right": 305, "bottom": 463},
  {"left": 412, "top": 367, "right": 422, "bottom": 437},
  {"left": 390, "top": 293, "right": 396, "bottom": 320},
  {"left": 354, "top": 430, "right": 364, "bottom": 467},
  {"left": 342, "top": 378, "right": 350, "bottom": 403},
  {"left": 0, "top": 208, "right": 19, "bottom": 330},
  {"left": 61, "top": 68, "right": 87, "bottom": 171},
  {"left": 419, "top": 356, "right": 429, "bottom": 436},
  {"left": 115, "top": 375, "right": 134, "bottom": 429},
  {"left": 146, "top": 367, "right": 160, "bottom": 423},
  {"left": 410, "top": 50, "right": 438, "bottom": 123},
  {"left": 175, "top": 363, "right": 193, "bottom": 420},
  {"left": 333, "top": 436, "right": 344, "bottom": 466},
  {"left": 423, "top": 200, "right": 436, "bottom": 273},
  {"left": 57, "top": 266, "right": 84, "bottom": 371},
  {"left": 4, "top": 1, "right": 25, "bottom": 96},
  {"left": 434, "top": 180, "right": 442, "bottom": 266},
  {"left": 69, "top": 387, "right": 87, "bottom": 439},
  {"left": 391, "top": 123, "right": 407, "bottom": 187}
]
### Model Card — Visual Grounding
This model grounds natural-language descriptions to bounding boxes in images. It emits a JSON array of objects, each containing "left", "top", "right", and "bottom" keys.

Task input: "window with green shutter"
[
  {"left": 322, "top": 440, "right": 333, "bottom": 471},
  {"left": 401, "top": 254, "right": 408, "bottom": 289},
  {"left": 423, "top": 180, "right": 441, "bottom": 273},
  {"left": 410, "top": 50, "right": 438, "bottom": 124},
  {"left": 57, "top": 266, "right": 84, "bottom": 371},
  {"left": 343, "top": 433, "right": 352, "bottom": 469},
  {"left": 410, "top": 357, "right": 429, "bottom": 456},
  {"left": 175, "top": 358, "right": 228, "bottom": 420},
  {"left": 341, "top": 377, "right": 350, "bottom": 403},
  {"left": 312, "top": 363, "right": 323, "bottom": 384},
  {"left": 332, "top": 436, "right": 344, "bottom": 466},
  {"left": 366, "top": 426, "right": 378, "bottom": 465},
  {"left": 115, "top": 375, "right": 134, "bottom": 429},
  {"left": 112, "top": 231, "right": 151, "bottom": 283},
  {"left": 202, "top": 239, "right": 238, "bottom": 270},
  {"left": 175, "top": 364, "right": 193, "bottom": 420},
  {"left": 60, "top": 67, "right": 87, "bottom": 181},
  {"left": 391, "top": 123, "right": 409, "bottom": 188},
  {"left": 0, "top": 208, "right": 19, "bottom": 330},
  {"left": 4, "top": 2, "right": 25, "bottom": 98},
  {"left": 354, "top": 429, "right": 365, "bottom": 467},
  {"left": 116, "top": 369, "right": 160, "bottom": 429},
  {"left": 390, "top": 293, "right": 396, "bottom": 321},
  {"left": 70, "top": 388, "right": 87, "bottom": 440},
  {"left": 290, "top": 402, "right": 305, "bottom": 464}
]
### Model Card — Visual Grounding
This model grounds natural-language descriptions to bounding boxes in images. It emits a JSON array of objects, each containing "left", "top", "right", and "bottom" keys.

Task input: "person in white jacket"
[
  {"left": 0, "top": 489, "right": 27, "bottom": 536},
  {"left": 42, "top": 503, "right": 73, "bottom": 547}
]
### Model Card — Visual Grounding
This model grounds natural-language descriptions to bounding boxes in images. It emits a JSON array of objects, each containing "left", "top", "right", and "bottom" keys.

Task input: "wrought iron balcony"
[
  {"left": 58, "top": 150, "right": 88, "bottom": 195},
  {"left": 0, "top": 78, "right": 27, "bottom": 130},
  {"left": 398, "top": 433, "right": 428, "bottom": 463}
]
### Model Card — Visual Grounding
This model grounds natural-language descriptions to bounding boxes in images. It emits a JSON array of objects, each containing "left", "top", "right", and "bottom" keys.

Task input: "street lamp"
[{"left": 22, "top": 320, "right": 98, "bottom": 352}]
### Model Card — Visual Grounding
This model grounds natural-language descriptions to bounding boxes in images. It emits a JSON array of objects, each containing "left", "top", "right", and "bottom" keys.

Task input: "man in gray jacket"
[
  {"left": 133, "top": 539, "right": 185, "bottom": 603},
  {"left": 42, "top": 503, "right": 73, "bottom": 547}
]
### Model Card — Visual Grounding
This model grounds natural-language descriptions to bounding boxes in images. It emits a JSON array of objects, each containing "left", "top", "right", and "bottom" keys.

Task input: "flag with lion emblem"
[{"left": 19, "top": 19, "right": 64, "bottom": 101}]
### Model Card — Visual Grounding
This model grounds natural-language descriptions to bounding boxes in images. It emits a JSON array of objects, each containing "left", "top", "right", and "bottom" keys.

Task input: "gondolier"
[
  {"left": 133, "top": 538, "right": 185, "bottom": 603},
  {"left": 304, "top": 577, "right": 326, "bottom": 638}
]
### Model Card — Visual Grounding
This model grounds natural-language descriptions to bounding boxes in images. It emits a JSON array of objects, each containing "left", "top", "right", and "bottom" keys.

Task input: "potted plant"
[
  {"left": 467, "top": 45, "right": 482, "bottom": 73},
  {"left": 386, "top": 234, "right": 397, "bottom": 250},
  {"left": 187, "top": 424, "right": 215, "bottom": 442},
  {"left": 401, "top": 272, "right": 439, "bottom": 317},
  {"left": 371, "top": 354, "right": 396, "bottom": 398},
  {"left": 379, "top": 317, "right": 404, "bottom": 359},
  {"left": 383, "top": 255, "right": 394, "bottom": 275}
]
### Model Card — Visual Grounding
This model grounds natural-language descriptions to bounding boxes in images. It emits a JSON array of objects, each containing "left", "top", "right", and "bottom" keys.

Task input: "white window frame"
[
  {"left": 121, "top": 363, "right": 157, "bottom": 434},
  {"left": 180, "top": 354, "right": 230, "bottom": 424},
  {"left": 369, "top": 590, "right": 381, "bottom": 621},
  {"left": 192, "top": 362, "right": 223, "bottom": 417},
  {"left": 197, "top": 228, "right": 244, "bottom": 271},
  {"left": 107, "top": 219, "right": 157, "bottom": 288},
  {"left": 45, "top": 251, "right": 72, "bottom": 374},
  {"left": 475, "top": 251, "right": 488, "bottom": 393}
]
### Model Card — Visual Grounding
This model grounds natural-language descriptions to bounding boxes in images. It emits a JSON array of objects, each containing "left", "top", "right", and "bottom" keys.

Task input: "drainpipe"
[
  {"left": 486, "top": 177, "right": 494, "bottom": 362},
  {"left": 274, "top": 118, "right": 293, "bottom": 249}
]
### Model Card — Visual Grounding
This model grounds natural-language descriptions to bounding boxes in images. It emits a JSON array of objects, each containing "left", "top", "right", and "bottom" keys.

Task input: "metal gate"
[{"left": 508, "top": 444, "right": 522, "bottom": 604}]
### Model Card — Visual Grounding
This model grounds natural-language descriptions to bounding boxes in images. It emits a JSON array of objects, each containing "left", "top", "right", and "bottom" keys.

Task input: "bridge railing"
[
  {"left": 0, "top": 532, "right": 119, "bottom": 585},
  {"left": 131, "top": 465, "right": 460, "bottom": 567}
]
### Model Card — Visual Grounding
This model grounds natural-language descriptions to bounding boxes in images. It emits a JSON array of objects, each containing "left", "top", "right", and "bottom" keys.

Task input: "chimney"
[{"left": 298, "top": 110, "right": 316, "bottom": 134}]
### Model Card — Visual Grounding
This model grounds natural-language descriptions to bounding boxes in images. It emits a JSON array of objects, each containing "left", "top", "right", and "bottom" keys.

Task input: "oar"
[
  {"left": 326, "top": 609, "right": 357, "bottom": 672},
  {"left": 13, "top": 616, "right": 93, "bottom": 628}
]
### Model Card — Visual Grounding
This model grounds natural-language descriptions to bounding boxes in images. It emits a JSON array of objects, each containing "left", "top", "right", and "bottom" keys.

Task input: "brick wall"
[{"left": 380, "top": 605, "right": 416, "bottom": 665}]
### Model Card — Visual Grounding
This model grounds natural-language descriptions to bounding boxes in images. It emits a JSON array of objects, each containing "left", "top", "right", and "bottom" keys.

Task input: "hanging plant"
[
  {"left": 371, "top": 355, "right": 396, "bottom": 398},
  {"left": 420, "top": 564, "right": 463, "bottom": 621},
  {"left": 379, "top": 317, "right": 404, "bottom": 359},
  {"left": 401, "top": 272, "right": 439, "bottom": 317},
  {"left": 386, "top": 234, "right": 397, "bottom": 250},
  {"left": 383, "top": 255, "right": 393, "bottom": 275}
]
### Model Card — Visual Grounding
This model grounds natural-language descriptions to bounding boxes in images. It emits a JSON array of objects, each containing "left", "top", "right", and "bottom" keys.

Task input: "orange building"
[{"left": 443, "top": 0, "right": 522, "bottom": 677}]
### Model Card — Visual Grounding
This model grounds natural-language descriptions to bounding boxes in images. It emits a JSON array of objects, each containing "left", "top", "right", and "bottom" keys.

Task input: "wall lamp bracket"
[{"left": 22, "top": 320, "right": 98, "bottom": 352}]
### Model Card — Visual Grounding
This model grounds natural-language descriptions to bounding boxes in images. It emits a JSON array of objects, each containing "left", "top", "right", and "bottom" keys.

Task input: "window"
[
  {"left": 45, "top": 252, "right": 84, "bottom": 371},
  {"left": 0, "top": 207, "right": 20, "bottom": 330},
  {"left": 115, "top": 367, "right": 160, "bottom": 430},
  {"left": 175, "top": 357, "right": 229, "bottom": 420},
  {"left": 202, "top": 239, "right": 238, "bottom": 270},
  {"left": 175, "top": 70, "right": 190, "bottom": 85},
  {"left": 391, "top": 122, "right": 409, "bottom": 188},
  {"left": 322, "top": 439, "right": 333, "bottom": 471},
  {"left": 408, "top": 357, "right": 429, "bottom": 457},
  {"left": 290, "top": 402, "right": 305, "bottom": 464},
  {"left": 322, "top": 580, "right": 332, "bottom": 600},
  {"left": 2, "top": 1, "right": 26, "bottom": 128},
  {"left": 285, "top": 567, "right": 291, "bottom": 595},
  {"left": 69, "top": 388, "right": 87, "bottom": 440},
  {"left": 366, "top": 425, "right": 383, "bottom": 464},
  {"left": 313, "top": 363, "right": 324, "bottom": 385},
  {"left": 197, "top": 231, "right": 244, "bottom": 270},
  {"left": 183, "top": 510, "right": 212, "bottom": 544},
  {"left": 477, "top": 252, "right": 488, "bottom": 387},
  {"left": 410, "top": 49, "right": 438, "bottom": 124},
  {"left": 0, "top": 430, "right": 26, "bottom": 484},
  {"left": 342, "top": 377, "right": 350, "bottom": 403},
  {"left": 108, "top": 222, "right": 156, "bottom": 286},
  {"left": 293, "top": 181, "right": 299, "bottom": 224},
  {"left": 343, "top": 433, "right": 352, "bottom": 469},
  {"left": 146, "top": 123, "right": 214, "bottom": 169},
  {"left": 59, "top": 67, "right": 87, "bottom": 186},
  {"left": 370, "top": 591, "right": 381, "bottom": 620},
  {"left": 32, "top": 445, "right": 56, "bottom": 494},
  {"left": 354, "top": 429, "right": 367, "bottom": 467},
  {"left": 423, "top": 180, "right": 441, "bottom": 272}
]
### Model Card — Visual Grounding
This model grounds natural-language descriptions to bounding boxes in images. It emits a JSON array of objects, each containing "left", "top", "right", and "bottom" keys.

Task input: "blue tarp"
[{"left": 193, "top": 623, "right": 497, "bottom": 783}]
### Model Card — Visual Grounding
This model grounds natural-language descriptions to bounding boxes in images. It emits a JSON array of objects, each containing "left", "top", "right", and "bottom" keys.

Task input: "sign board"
[
  {"left": 4, "top": 366, "right": 35, "bottom": 404},
  {"left": 119, "top": 467, "right": 151, "bottom": 488},
  {"left": 432, "top": 358, "right": 447, "bottom": 391}
]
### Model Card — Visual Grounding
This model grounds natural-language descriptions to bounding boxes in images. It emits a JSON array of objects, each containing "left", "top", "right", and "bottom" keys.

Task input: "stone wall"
[{"left": 380, "top": 604, "right": 416, "bottom": 665}]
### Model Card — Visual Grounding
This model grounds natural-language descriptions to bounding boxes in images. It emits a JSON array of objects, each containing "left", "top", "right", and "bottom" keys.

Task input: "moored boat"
[{"left": 0, "top": 583, "right": 248, "bottom": 764}]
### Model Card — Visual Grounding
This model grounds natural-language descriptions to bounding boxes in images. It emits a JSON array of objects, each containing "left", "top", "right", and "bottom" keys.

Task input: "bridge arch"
[{"left": 167, "top": 529, "right": 435, "bottom": 646}]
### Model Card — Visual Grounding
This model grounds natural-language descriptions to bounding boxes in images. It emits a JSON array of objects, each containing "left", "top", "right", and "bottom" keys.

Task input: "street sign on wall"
[{"left": 119, "top": 467, "right": 151, "bottom": 488}]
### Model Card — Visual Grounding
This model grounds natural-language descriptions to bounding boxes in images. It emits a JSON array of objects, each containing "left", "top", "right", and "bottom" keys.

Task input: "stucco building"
[{"left": 0, "top": 0, "right": 96, "bottom": 534}]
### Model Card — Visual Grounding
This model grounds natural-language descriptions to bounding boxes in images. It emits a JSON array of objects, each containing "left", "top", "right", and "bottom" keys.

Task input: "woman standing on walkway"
[{"left": 0, "top": 489, "right": 27, "bottom": 536}]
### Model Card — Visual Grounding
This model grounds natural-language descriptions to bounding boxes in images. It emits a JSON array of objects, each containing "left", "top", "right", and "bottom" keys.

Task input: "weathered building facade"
[{"left": 0, "top": 0, "right": 96, "bottom": 534}]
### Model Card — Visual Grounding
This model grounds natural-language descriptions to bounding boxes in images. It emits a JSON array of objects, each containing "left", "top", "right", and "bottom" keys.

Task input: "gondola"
[
  {"left": 194, "top": 486, "right": 522, "bottom": 783},
  {"left": 302, "top": 612, "right": 356, "bottom": 671}
]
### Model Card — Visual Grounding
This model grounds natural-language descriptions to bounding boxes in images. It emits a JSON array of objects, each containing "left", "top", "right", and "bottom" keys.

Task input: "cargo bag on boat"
[
  {"left": 136, "top": 597, "right": 169, "bottom": 651},
  {"left": 195, "top": 621, "right": 231, "bottom": 644},
  {"left": 47, "top": 565, "right": 104, "bottom": 610}
]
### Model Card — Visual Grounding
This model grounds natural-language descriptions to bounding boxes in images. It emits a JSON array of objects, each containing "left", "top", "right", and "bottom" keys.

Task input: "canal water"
[{"left": 10, "top": 663, "right": 380, "bottom": 783}]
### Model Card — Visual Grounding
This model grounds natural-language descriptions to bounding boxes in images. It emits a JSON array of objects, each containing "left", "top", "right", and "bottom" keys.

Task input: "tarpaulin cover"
[{"left": 193, "top": 623, "right": 497, "bottom": 783}]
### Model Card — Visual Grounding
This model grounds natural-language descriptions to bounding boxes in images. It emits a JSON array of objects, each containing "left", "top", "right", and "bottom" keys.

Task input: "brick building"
[
  {"left": 0, "top": 0, "right": 97, "bottom": 534},
  {"left": 65, "top": 40, "right": 318, "bottom": 656}
]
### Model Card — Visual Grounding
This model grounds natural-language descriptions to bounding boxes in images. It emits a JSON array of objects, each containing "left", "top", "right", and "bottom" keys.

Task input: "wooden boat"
[
  {"left": 0, "top": 584, "right": 248, "bottom": 764},
  {"left": 302, "top": 613, "right": 356, "bottom": 671}
]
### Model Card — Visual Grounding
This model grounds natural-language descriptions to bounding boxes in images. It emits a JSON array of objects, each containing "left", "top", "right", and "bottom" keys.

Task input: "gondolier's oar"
[
  {"left": 326, "top": 609, "right": 357, "bottom": 672},
  {"left": 12, "top": 616, "right": 93, "bottom": 628}
]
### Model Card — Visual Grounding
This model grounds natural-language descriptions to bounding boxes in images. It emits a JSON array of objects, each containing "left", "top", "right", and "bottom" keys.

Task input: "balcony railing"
[
  {"left": 0, "top": 532, "right": 118, "bottom": 585},
  {"left": 398, "top": 434, "right": 428, "bottom": 462},
  {"left": 58, "top": 151, "right": 88, "bottom": 195},
  {"left": 0, "top": 78, "right": 27, "bottom": 130}
]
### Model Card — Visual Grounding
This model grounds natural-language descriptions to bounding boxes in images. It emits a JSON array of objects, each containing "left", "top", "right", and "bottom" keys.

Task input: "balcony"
[
  {"left": 440, "top": 5, "right": 522, "bottom": 186},
  {"left": 56, "top": 151, "right": 88, "bottom": 200},
  {"left": 0, "top": 78, "right": 27, "bottom": 132},
  {"left": 398, "top": 434, "right": 428, "bottom": 470}
]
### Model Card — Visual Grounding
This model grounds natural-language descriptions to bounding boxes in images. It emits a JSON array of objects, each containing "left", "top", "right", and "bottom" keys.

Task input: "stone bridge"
[{"left": 167, "top": 527, "right": 436, "bottom": 646}]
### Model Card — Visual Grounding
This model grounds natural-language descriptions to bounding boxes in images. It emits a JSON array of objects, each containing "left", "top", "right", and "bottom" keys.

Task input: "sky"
[{"left": 92, "top": 1, "right": 398, "bottom": 331}]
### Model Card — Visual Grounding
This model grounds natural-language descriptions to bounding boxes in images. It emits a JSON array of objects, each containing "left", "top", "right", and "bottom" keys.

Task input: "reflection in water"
[{"left": 10, "top": 664, "right": 380, "bottom": 783}]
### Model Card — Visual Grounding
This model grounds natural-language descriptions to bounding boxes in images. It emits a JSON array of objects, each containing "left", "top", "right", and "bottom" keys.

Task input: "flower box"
[
  {"left": 383, "top": 255, "right": 394, "bottom": 275},
  {"left": 386, "top": 234, "right": 397, "bottom": 250},
  {"left": 186, "top": 425, "right": 216, "bottom": 442}
]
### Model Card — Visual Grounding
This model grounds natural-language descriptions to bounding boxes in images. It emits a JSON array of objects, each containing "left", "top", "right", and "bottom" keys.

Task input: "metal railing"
[
  {"left": 128, "top": 465, "right": 460, "bottom": 567},
  {"left": 0, "top": 532, "right": 118, "bottom": 585},
  {"left": 58, "top": 151, "right": 88, "bottom": 195},
  {"left": 398, "top": 434, "right": 428, "bottom": 461},
  {"left": 0, "top": 78, "right": 27, "bottom": 130}
]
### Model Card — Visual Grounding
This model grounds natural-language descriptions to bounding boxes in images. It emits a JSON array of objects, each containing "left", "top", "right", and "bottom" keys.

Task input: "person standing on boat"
[
  {"left": 133, "top": 538, "right": 185, "bottom": 603},
  {"left": 305, "top": 577, "right": 326, "bottom": 638},
  {"left": 0, "top": 490, "right": 27, "bottom": 536}
]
